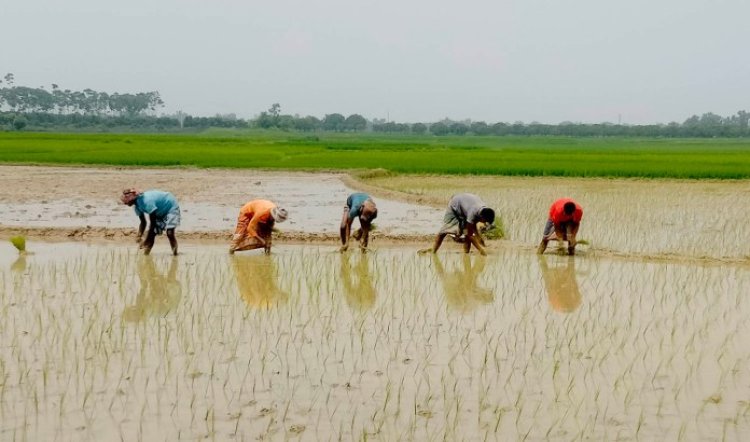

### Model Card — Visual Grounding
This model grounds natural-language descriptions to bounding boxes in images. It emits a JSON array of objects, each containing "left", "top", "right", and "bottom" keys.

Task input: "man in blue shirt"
[
  {"left": 340, "top": 192, "right": 378, "bottom": 252},
  {"left": 121, "top": 188, "right": 181, "bottom": 255}
]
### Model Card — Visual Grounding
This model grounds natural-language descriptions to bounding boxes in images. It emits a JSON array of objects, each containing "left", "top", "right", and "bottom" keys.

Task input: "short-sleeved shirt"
[
  {"left": 448, "top": 193, "right": 486, "bottom": 224},
  {"left": 134, "top": 190, "right": 179, "bottom": 219},
  {"left": 346, "top": 193, "right": 372, "bottom": 221},
  {"left": 236, "top": 199, "right": 277, "bottom": 237},
  {"left": 549, "top": 198, "right": 583, "bottom": 225}
]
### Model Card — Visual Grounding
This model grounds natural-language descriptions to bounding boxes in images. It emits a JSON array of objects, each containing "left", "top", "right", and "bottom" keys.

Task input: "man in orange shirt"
[
  {"left": 229, "top": 199, "right": 288, "bottom": 254},
  {"left": 537, "top": 198, "right": 583, "bottom": 256}
]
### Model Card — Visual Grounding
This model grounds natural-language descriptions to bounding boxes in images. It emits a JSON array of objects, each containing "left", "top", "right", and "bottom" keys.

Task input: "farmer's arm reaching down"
[
  {"left": 137, "top": 214, "right": 147, "bottom": 244},
  {"left": 359, "top": 221, "right": 371, "bottom": 250},
  {"left": 142, "top": 213, "right": 159, "bottom": 254},
  {"left": 246, "top": 211, "right": 267, "bottom": 245},
  {"left": 465, "top": 224, "right": 487, "bottom": 256},
  {"left": 340, "top": 209, "right": 352, "bottom": 252},
  {"left": 567, "top": 222, "right": 580, "bottom": 255}
]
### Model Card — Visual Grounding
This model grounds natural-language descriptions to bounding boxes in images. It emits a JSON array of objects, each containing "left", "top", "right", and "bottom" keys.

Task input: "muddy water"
[
  {"left": 0, "top": 184, "right": 442, "bottom": 236},
  {"left": 0, "top": 166, "right": 443, "bottom": 235},
  {"left": 1, "top": 241, "right": 749, "bottom": 440}
]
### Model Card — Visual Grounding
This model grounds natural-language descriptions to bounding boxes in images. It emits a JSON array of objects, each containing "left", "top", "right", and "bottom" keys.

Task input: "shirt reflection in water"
[
  {"left": 433, "top": 254, "right": 494, "bottom": 312},
  {"left": 340, "top": 253, "right": 377, "bottom": 310},
  {"left": 538, "top": 255, "right": 581, "bottom": 313},
  {"left": 123, "top": 256, "right": 182, "bottom": 322},
  {"left": 232, "top": 255, "right": 288, "bottom": 309}
]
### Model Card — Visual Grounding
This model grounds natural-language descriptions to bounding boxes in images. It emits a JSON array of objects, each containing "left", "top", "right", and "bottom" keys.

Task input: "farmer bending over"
[
  {"left": 120, "top": 188, "right": 180, "bottom": 256},
  {"left": 229, "top": 199, "right": 288, "bottom": 254},
  {"left": 420, "top": 193, "right": 495, "bottom": 256},
  {"left": 537, "top": 198, "right": 583, "bottom": 256},
  {"left": 340, "top": 192, "right": 378, "bottom": 252}
]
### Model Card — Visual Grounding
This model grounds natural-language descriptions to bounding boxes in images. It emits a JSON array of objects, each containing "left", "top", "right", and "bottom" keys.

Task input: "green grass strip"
[{"left": 1, "top": 131, "right": 749, "bottom": 179}]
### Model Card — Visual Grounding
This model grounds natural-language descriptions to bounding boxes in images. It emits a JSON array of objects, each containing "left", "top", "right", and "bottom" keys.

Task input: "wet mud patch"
[{"left": 0, "top": 165, "right": 444, "bottom": 235}]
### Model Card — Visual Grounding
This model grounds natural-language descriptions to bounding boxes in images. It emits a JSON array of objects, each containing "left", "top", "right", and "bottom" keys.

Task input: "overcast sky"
[{"left": 2, "top": 0, "right": 748, "bottom": 124}]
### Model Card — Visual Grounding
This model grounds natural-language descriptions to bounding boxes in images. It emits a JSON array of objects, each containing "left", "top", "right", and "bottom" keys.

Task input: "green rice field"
[{"left": 1, "top": 131, "right": 749, "bottom": 178}]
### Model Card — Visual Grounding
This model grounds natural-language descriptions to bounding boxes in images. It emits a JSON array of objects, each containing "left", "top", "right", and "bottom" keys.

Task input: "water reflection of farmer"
[
  {"left": 231, "top": 255, "right": 288, "bottom": 309},
  {"left": 538, "top": 255, "right": 581, "bottom": 313},
  {"left": 10, "top": 255, "right": 27, "bottom": 297},
  {"left": 340, "top": 253, "right": 376, "bottom": 310},
  {"left": 433, "top": 254, "right": 494, "bottom": 312},
  {"left": 123, "top": 256, "right": 182, "bottom": 322}
]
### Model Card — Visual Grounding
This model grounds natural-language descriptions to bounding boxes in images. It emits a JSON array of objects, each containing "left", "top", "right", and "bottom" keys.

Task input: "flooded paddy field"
[
  {"left": 361, "top": 175, "right": 750, "bottom": 261},
  {"left": 2, "top": 241, "right": 749, "bottom": 440}
]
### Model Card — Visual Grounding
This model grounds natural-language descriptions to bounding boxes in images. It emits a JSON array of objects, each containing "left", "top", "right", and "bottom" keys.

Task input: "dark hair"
[
  {"left": 563, "top": 202, "right": 576, "bottom": 215},
  {"left": 479, "top": 207, "right": 495, "bottom": 224},
  {"left": 361, "top": 207, "right": 377, "bottom": 223}
]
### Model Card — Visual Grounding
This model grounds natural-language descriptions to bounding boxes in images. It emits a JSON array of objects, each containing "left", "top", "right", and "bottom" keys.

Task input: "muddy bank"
[
  {"left": 0, "top": 165, "right": 444, "bottom": 235},
  {"left": 340, "top": 172, "right": 446, "bottom": 208}
]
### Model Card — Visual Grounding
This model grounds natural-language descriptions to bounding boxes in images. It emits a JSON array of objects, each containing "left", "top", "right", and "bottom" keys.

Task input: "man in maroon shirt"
[{"left": 537, "top": 198, "right": 583, "bottom": 256}]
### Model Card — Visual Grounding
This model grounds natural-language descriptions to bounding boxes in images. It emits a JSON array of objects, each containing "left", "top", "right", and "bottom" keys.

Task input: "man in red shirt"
[{"left": 537, "top": 198, "right": 583, "bottom": 256}]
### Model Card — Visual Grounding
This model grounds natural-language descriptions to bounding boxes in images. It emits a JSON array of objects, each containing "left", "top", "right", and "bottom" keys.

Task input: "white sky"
[{"left": 2, "top": 0, "right": 749, "bottom": 124}]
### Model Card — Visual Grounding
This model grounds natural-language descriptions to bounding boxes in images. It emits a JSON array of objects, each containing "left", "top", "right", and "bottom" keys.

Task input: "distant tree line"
[
  {"left": 249, "top": 104, "right": 750, "bottom": 138},
  {"left": 0, "top": 74, "right": 163, "bottom": 117},
  {"left": 1, "top": 74, "right": 748, "bottom": 137}
]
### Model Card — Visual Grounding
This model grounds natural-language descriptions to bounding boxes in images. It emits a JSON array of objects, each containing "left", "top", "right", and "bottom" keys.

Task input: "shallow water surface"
[
  {"left": 1, "top": 242, "right": 749, "bottom": 440},
  {"left": 0, "top": 166, "right": 443, "bottom": 235}
]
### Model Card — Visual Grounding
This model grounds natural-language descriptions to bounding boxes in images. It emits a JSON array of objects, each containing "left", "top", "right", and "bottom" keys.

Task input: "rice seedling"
[
  {"left": 0, "top": 241, "right": 747, "bottom": 440},
  {"left": 9, "top": 235, "right": 26, "bottom": 253},
  {"left": 360, "top": 174, "right": 750, "bottom": 260},
  {"left": 479, "top": 221, "right": 504, "bottom": 240}
]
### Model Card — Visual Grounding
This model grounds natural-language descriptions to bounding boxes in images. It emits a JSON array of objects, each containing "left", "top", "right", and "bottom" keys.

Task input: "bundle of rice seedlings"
[
  {"left": 10, "top": 236, "right": 26, "bottom": 253},
  {"left": 479, "top": 220, "right": 505, "bottom": 240}
]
